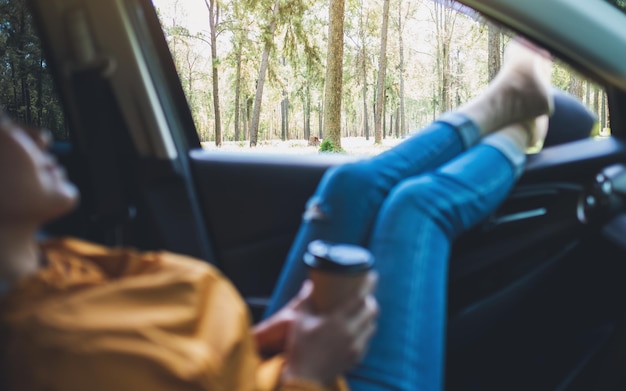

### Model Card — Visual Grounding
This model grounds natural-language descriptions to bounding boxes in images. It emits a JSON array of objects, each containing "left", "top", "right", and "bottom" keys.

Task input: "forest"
[
  {"left": 155, "top": 0, "right": 611, "bottom": 150},
  {"left": 0, "top": 0, "right": 615, "bottom": 147},
  {"left": 0, "top": 0, "right": 67, "bottom": 139}
]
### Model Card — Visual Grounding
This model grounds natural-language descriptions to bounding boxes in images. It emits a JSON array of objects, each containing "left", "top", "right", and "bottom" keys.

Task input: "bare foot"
[{"left": 458, "top": 39, "right": 553, "bottom": 136}]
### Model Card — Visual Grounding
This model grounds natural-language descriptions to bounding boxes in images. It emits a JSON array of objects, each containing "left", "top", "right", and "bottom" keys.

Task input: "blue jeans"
[{"left": 265, "top": 114, "right": 526, "bottom": 391}]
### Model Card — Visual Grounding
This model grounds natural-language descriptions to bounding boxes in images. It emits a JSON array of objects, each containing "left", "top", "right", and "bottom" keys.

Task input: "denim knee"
[
  {"left": 305, "top": 162, "right": 381, "bottom": 222},
  {"left": 383, "top": 174, "right": 467, "bottom": 239}
]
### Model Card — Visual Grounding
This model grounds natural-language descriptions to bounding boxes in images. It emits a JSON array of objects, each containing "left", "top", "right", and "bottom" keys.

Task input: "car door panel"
[
  {"left": 189, "top": 137, "right": 626, "bottom": 297},
  {"left": 446, "top": 138, "right": 626, "bottom": 389},
  {"left": 189, "top": 150, "right": 357, "bottom": 302}
]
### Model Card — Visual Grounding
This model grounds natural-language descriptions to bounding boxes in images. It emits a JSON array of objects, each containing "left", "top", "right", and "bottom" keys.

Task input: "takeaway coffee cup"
[{"left": 304, "top": 240, "right": 374, "bottom": 312}]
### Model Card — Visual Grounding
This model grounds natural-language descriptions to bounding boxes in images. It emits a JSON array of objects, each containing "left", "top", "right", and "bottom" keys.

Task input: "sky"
[{"left": 151, "top": 0, "right": 210, "bottom": 34}]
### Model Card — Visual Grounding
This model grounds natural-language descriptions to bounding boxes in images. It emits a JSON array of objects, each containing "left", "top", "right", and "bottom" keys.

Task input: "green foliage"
[
  {"left": 590, "top": 120, "right": 602, "bottom": 138},
  {"left": 0, "top": 0, "right": 66, "bottom": 139},
  {"left": 551, "top": 62, "right": 572, "bottom": 91},
  {"left": 318, "top": 139, "right": 344, "bottom": 153}
]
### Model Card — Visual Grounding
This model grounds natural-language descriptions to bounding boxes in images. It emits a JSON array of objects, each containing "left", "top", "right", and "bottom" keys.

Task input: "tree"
[
  {"left": 395, "top": 0, "right": 415, "bottom": 137},
  {"left": 248, "top": 0, "right": 280, "bottom": 147},
  {"left": 0, "top": 0, "right": 65, "bottom": 137},
  {"left": 358, "top": 0, "right": 371, "bottom": 140},
  {"left": 431, "top": 0, "right": 459, "bottom": 113},
  {"left": 280, "top": 0, "right": 323, "bottom": 141},
  {"left": 322, "top": 0, "right": 346, "bottom": 149},
  {"left": 292, "top": 40, "right": 323, "bottom": 142},
  {"left": 161, "top": 1, "right": 213, "bottom": 141},
  {"left": 203, "top": 0, "right": 223, "bottom": 146},
  {"left": 568, "top": 73, "right": 584, "bottom": 100},
  {"left": 233, "top": 38, "right": 244, "bottom": 141},
  {"left": 373, "top": 0, "right": 391, "bottom": 144},
  {"left": 280, "top": 57, "right": 289, "bottom": 141},
  {"left": 487, "top": 22, "right": 501, "bottom": 81},
  {"left": 219, "top": 0, "right": 257, "bottom": 142}
]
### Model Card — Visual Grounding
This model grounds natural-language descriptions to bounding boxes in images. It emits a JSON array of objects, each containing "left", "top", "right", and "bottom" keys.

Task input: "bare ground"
[{"left": 201, "top": 136, "right": 405, "bottom": 156}]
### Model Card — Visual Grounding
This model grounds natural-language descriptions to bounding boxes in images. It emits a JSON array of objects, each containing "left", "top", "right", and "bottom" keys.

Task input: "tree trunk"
[
  {"left": 487, "top": 23, "right": 501, "bottom": 81},
  {"left": 36, "top": 57, "right": 43, "bottom": 126},
  {"left": 304, "top": 83, "right": 311, "bottom": 140},
  {"left": 395, "top": 106, "right": 400, "bottom": 138},
  {"left": 360, "top": 0, "right": 370, "bottom": 141},
  {"left": 204, "top": 0, "right": 222, "bottom": 146},
  {"left": 374, "top": 0, "right": 391, "bottom": 144},
  {"left": 10, "top": 59, "right": 17, "bottom": 116},
  {"left": 601, "top": 91, "right": 607, "bottom": 131},
  {"left": 433, "top": 1, "right": 455, "bottom": 113},
  {"left": 249, "top": 0, "right": 280, "bottom": 147},
  {"left": 363, "top": 86, "right": 369, "bottom": 140},
  {"left": 568, "top": 73, "right": 584, "bottom": 100},
  {"left": 233, "top": 41, "right": 242, "bottom": 141},
  {"left": 281, "top": 91, "right": 288, "bottom": 141},
  {"left": 593, "top": 87, "right": 602, "bottom": 128},
  {"left": 386, "top": 104, "right": 391, "bottom": 139},
  {"left": 318, "top": 101, "right": 323, "bottom": 139},
  {"left": 18, "top": 4, "right": 28, "bottom": 123},
  {"left": 440, "top": 40, "right": 451, "bottom": 112},
  {"left": 246, "top": 96, "right": 254, "bottom": 140},
  {"left": 249, "top": 41, "right": 271, "bottom": 146},
  {"left": 241, "top": 102, "right": 248, "bottom": 141},
  {"left": 398, "top": 0, "right": 407, "bottom": 136},
  {"left": 322, "top": 0, "right": 346, "bottom": 148}
]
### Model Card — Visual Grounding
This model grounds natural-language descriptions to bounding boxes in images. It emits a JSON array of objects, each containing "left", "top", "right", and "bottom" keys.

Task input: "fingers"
[
  {"left": 350, "top": 312, "right": 377, "bottom": 364},
  {"left": 340, "top": 271, "right": 378, "bottom": 316},
  {"left": 334, "top": 275, "right": 379, "bottom": 366},
  {"left": 362, "top": 271, "right": 379, "bottom": 295},
  {"left": 348, "top": 295, "right": 379, "bottom": 332},
  {"left": 290, "top": 279, "right": 314, "bottom": 311},
  {"left": 340, "top": 295, "right": 379, "bottom": 367},
  {"left": 298, "top": 279, "right": 314, "bottom": 299},
  {"left": 282, "top": 276, "right": 380, "bottom": 384}
]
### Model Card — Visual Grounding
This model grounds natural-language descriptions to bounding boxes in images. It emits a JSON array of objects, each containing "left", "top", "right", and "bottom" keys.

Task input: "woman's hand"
[
  {"left": 281, "top": 273, "right": 379, "bottom": 386},
  {"left": 253, "top": 287, "right": 306, "bottom": 357}
]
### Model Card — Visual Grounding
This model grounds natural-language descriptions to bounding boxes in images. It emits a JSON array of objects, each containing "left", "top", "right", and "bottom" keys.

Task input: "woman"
[{"left": 0, "top": 40, "right": 552, "bottom": 390}]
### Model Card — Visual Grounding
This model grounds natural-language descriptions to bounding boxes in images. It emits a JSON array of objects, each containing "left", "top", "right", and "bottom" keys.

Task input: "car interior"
[{"left": 17, "top": 0, "right": 626, "bottom": 389}]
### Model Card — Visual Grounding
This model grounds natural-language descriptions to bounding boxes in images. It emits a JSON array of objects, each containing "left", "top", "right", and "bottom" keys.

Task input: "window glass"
[
  {"left": 152, "top": 0, "right": 607, "bottom": 155},
  {"left": 552, "top": 61, "right": 609, "bottom": 138},
  {"left": 0, "top": 0, "right": 68, "bottom": 140}
]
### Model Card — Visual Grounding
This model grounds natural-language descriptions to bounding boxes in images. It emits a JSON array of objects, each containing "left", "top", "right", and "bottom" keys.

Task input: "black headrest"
[{"left": 545, "top": 88, "right": 598, "bottom": 147}]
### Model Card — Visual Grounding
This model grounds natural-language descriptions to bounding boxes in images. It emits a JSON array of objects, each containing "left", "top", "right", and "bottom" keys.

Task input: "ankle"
[{"left": 497, "top": 124, "right": 531, "bottom": 152}]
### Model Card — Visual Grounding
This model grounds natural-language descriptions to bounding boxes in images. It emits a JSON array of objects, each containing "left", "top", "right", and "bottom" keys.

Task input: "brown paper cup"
[
  {"left": 309, "top": 268, "right": 369, "bottom": 312},
  {"left": 304, "top": 240, "right": 374, "bottom": 313}
]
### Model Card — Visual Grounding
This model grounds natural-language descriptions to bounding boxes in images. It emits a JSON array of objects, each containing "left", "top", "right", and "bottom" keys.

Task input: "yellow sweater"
[{"left": 0, "top": 238, "right": 348, "bottom": 391}]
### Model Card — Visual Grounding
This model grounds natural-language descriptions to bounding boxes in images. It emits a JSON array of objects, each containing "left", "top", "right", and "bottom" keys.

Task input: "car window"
[
  {"left": 152, "top": 0, "right": 608, "bottom": 155},
  {"left": 552, "top": 61, "right": 609, "bottom": 138},
  {"left": 0, "top": 0, "right": 68, "bottom": 141}
]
